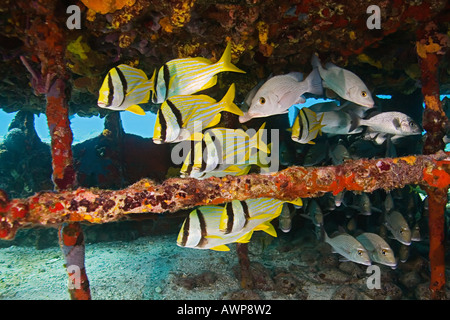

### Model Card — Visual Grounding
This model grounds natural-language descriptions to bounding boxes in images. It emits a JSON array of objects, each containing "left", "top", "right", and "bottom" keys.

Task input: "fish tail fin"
[
  {"left": 348, "top": 111, "right": 361, "bottom": 133},
  {"left": 250, "top": 122, "right": 269, "bottom": 153},
  {"left": 311, "top": 53, "right": 321, "bottom": 69},
  {"left": 148, "top": 69, "right": 157, "bottom": 104},
  {"left": 218, "top": 42, "right": 246, "bottom": 74},
  {"left": 304, "top": 67, "right": 323, "bottom": 96},
  {"left": 220, "top": 84, "right": 244, "bottom": 116}
]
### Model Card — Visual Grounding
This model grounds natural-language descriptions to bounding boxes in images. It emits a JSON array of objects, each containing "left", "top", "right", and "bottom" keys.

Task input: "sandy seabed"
[{"left": 0, "top": 229, "right": 447, "bottom": 300}]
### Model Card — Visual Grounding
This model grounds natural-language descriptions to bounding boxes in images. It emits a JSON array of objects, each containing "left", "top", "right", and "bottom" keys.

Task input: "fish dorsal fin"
[
  {"left": 126, "top": 105, "right": 146, "bottom": 115},
  {"left": 286, "top": 72, "right": 304, "bottom": 82},
  {"left": 210, "top": 244, "right": 230, "bottom": 251},
  {"left": 116, "top": 64, "right": 148, "bottom": 89}
]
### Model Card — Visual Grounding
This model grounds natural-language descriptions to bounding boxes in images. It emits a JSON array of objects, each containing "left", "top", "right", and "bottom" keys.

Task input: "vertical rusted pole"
[
  {"left": 236, "top": 243, "right": 254, "bottom": 289},
  {"left": 58, "top": 222, "right": 91, "bottom": 300},
  {"left": 46, "top": 79, "right": 92, "bottom": 299},
  {"left": 46, "top": 78, "right": 77, "bottom": 191},
  {"left": 417, "top": 22, "right": 448, "bottom": 299}
]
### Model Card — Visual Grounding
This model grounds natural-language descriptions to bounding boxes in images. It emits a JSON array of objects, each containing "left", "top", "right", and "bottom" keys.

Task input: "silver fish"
[
  {"left": 411, "top": 222, "right": 421, "bottom": 242},
  {"left": 398, "top": 244, "right": 410, "bottom": 263},
  {"left": 279, "top": 203, "right": 297, "bottom": 233},
  {"left": 346, "top": 217, "right": 357, "bottom": 233},
  {"left": 328, "top": 139, "right": 350, "bottom": 165},
  {"left": 239, "top": 69, "right": 323, "bottom": 122},
  {"left": 317, "top": 111, "right": 363, "bottom": 135},
  {"left": 351, "top": 112, "right": 422, "bottom": 136},
  {"left": 311, "top": 53, "right": 375, "bottom": 108},
  {"left": 350, "top": 193, "right": 381, "bottom": 216},
  {"left": 334, "top": 191, "right": 346, "bottom": 207},
  {"left": 324, "top": 230, "right": 372, "bottom": 266},
  {"left": 309, "top": 100, "right": 371, "bottom": 118},
  {"left": 300, "top": 199, "right": 323, "bottom": 227},
  {"left": 356, "top": 232, "right": 397, "bottom": 268},
  {"left": 384, "top": 193, "right": 394, "bottom": 213},
  {"left": 385, "top": 210, "right": 412, "bottom": 245}
]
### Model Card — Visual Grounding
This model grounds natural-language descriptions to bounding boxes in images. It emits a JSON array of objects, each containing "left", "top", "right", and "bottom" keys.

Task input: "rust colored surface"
[
  {"left": 46, "top": 78, "right": 77, "bottom": 191},
  {"left": 0, "top": 152, "right": 449, "bottom": 241},
  {"left": 417, "top": 21, "right": 449, "bottom": 299},
  {"left": 58, "top": 222, "right": 91, "bottom": 300},
  {"left": 236, "top": 243, "right": 254, "bottom": 289}
]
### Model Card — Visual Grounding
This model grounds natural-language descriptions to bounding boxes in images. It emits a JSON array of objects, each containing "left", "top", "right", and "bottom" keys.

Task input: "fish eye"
[
  {"left": 357, "top": 249, "right": 363, "bottom": 256},
  {"left": 381, "top": 249, "right": 387, "bottom": 255},
  {"left": 361, "top": 91, "right": 367, "bottom": 98},
  {"left": 259, "top": 97, "right": 266, "bottom": 104}
]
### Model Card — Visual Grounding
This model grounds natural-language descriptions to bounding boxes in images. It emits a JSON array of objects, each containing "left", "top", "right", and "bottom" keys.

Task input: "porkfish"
[
  {"left": 98, "top": 64, "right": 156, "bottom": 115},
  {"left": 154, "top": 42, "right": 246, "bottom": 104},
  {"left": 180, "top": 124, "right": 269, "bottom": 179},
  {"left": 153, "top": 84, "right": 243, "bottom": 144},
  {"left": 177, "top": 198, "right": 301, "bottom": 251}
]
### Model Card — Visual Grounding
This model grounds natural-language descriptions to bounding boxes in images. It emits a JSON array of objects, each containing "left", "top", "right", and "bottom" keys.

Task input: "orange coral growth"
[
  {"left": 80, "top": 0, "right": 136, "bottom": 14},
  {"left": 423, "top": 168, "right": 450, "bottom": 188}
]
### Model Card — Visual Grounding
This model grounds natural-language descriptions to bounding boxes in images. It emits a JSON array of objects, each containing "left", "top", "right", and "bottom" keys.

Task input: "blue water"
[
  {"left": 0, "top": 94, "right": 449, "bottom": 144},
  {"left": 0, "top": 111, "right": 157, "bottom": 144}
]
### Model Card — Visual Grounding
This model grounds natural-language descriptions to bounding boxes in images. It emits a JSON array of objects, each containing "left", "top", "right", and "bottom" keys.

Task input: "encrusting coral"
[{"left": 0, "top": 151, "right": 449, "bottom": 240}]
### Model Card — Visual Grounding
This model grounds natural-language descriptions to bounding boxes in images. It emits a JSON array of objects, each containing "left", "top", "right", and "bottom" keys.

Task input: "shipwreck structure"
[{"left": 0, "top": 0, "right": 449, "bottom": 299}]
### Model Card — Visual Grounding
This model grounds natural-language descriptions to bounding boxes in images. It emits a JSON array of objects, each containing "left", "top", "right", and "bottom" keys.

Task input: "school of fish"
[{"left": 97, "top": 46, "right": 426, "bottom": 267}]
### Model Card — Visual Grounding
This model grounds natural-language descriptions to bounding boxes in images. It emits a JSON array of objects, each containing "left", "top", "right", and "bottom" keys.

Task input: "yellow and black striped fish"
[
  {"left": 97, "top": 64, "right": 156, "bottom": 115},
  {"left": 177, "top": 198, "right": 293, "bottom": 251},
  {"left": 153, "top": 42, "right": 246, "bottom": 104},
  {"left": 180, "top": 124, "right": 269, "bottom": 179},
  {"left": 152, "top": 83, "right": 243, "bottom": 144},
  {"left": 291, "top": 107, "right": 325, "bottom": 144}
]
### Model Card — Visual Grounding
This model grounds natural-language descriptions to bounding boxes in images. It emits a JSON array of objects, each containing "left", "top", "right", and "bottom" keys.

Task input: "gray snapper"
[
  {"left": 311, "top": 53, "right": 375, "bottom": 108},
  {"left": 323, "top": 229, "right": 372, "bottom": 266},
  {"left": 385, "top": 210, "right": 412, "bottom": 245},
  {"left": 356, "top": 232, "right": 397, "bottom": 268},
  {"left": 239, "top": 69, "right": 323, "bottom": 123}
]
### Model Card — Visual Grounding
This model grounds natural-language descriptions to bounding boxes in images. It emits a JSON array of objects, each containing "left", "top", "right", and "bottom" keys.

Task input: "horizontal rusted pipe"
[{"left": 0, "top": 151, "right": 449, "bottom": 240}]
